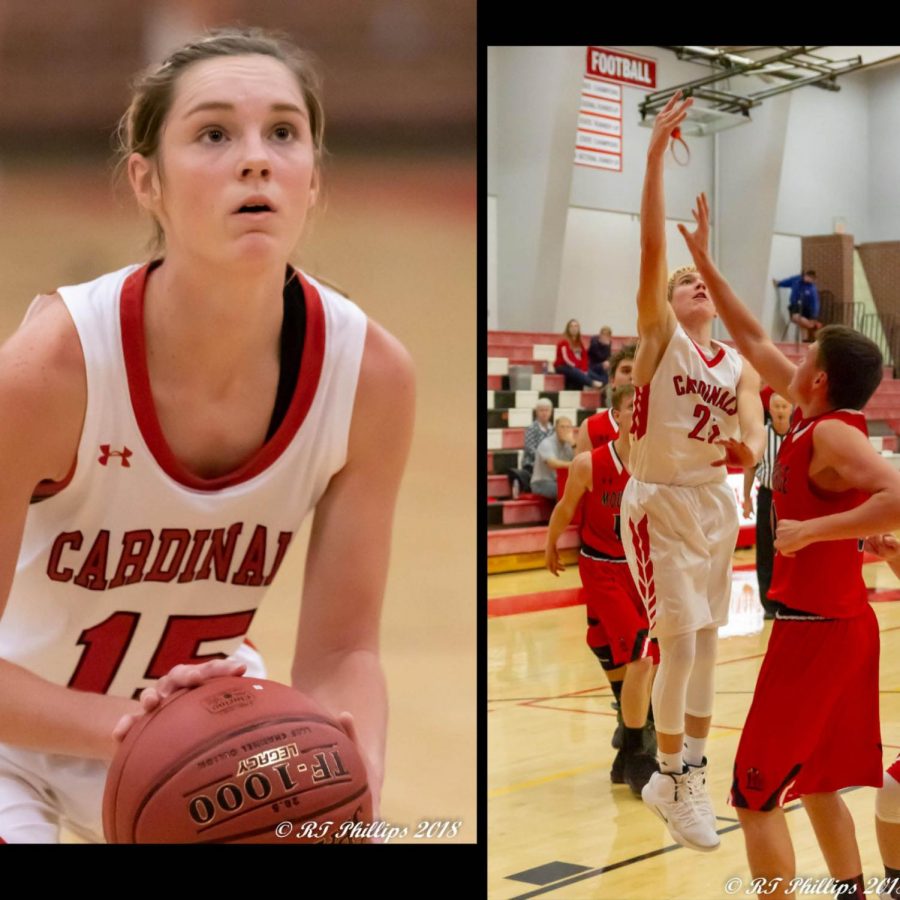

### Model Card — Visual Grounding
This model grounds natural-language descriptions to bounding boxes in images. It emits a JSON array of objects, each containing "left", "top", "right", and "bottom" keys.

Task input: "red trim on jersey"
[
  {"left": 629, "top": 515, "right": 656, "bottom": 629},
  {"left": 632, "top": 384, "right": 649, "bottom": 439},
  {"left": 688, "top": 335, "right": 726, "bottom": 369},
  {"left": 120, "top": 262, "right": 326, "bottom": 492}
]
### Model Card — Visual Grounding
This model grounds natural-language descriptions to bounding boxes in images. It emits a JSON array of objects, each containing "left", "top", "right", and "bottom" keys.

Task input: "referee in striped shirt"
[{"left": 742, "top": 392, "right": 794, "bottom": 619}]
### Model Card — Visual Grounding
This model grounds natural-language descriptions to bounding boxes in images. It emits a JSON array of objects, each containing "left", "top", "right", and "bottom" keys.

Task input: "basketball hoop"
[{"left": 670, "top": 126, "right": 690, "bottom": 166}]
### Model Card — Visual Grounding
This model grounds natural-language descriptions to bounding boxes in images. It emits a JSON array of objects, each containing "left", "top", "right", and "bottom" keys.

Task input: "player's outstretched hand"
[
  {"left": 864, "top": 533, "right": 900, "bottom": 559},
  {"left": 677, "top": 192, "right": 711, "bottom": 259},
  {"left": 773, "top": 518, "right": 810, "bottom": 557},
  {"left": 648, "top": 90, "right": 693, "bottom": 158},
  {"left": 112, "top": 657, "right": 247, "bottom": 742},
  {"left": 711, "top": 438, "right": 756, "bottom": 468},
  {"left": 545, "top": 543, "right": 565, "bottom": 576}
]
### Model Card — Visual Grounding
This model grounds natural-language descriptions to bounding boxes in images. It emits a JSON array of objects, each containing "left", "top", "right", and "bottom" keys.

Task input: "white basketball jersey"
[
  {"left": 0, "top": 263, "right": 367, "bottom": 700},
  {"left": 630, "top": 323, "right": 743, "bottom": 486}
]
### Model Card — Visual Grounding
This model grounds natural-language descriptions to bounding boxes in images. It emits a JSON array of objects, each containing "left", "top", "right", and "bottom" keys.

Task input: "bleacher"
[{"left": 487, "top": 330, "right": 900, "bottom": 574}]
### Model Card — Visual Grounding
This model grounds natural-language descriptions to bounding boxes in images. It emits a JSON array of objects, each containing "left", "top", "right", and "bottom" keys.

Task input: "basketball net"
[{"left": 670, "top": 126, "right": 690, "bottom": 166}]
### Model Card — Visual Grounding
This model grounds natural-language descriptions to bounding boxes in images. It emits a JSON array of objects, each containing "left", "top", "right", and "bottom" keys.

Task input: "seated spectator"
[
  {"left": 555, "top": 319, "right": 605, "bottom": 390},
  {"left": 588, "top": 326, "right": 613, "bottom": 385},
  {"left": 575, "top": 343, "right": 637, "bottom": 454},
  {"left": 531, "top": 417, "right": 576, "bottom": 500},
  {"left": 773, "top": 269, "right": 821, "bottom": 342},
  {"left": 522, "top": 398, "right": 555, "bottom": 473}
]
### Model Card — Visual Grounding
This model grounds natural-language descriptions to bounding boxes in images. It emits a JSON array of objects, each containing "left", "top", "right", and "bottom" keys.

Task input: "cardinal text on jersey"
[
  {"left": 45, "top": 524, "right": 294, "bottom": 590},
  {"left": 672, "top": 375, "right": 738, "bottom": 415}
]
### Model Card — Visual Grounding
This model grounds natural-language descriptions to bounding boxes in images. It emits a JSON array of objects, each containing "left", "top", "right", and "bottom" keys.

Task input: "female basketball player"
[{"left": 0, "top": 27, "right": 414, "bottom": 842}]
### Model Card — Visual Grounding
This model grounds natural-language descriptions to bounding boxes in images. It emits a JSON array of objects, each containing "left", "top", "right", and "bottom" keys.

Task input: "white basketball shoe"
[
  {"left": 684, "top": 757, "right": 717, "bottom": 831},
  {"left": 642, "top": 768, "right": 721, "bottom": 852}
]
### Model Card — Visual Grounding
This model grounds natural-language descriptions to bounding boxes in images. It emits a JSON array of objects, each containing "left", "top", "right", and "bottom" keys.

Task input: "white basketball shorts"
[{"left": 620, "top": 478, "right": 739, "bottom": 639}]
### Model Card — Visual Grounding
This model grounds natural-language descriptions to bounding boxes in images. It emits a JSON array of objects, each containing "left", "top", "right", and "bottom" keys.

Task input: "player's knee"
[
  {"left": 876, "top": 772, "right": 900, "bottom": 824},
  {"left": 626, "top": 656, "right": 653, "bottom": 675}
]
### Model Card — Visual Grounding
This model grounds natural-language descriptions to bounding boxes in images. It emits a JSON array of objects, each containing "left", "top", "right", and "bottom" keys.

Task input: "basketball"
[{"left": 103, "top": 676, "right": 373, "bottom": 843}]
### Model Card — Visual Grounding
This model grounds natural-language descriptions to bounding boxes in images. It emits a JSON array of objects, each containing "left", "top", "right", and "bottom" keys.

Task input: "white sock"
[
  {"left": 659, "top": 749, "right": 683, "bottom": 774},
  {"left": 684, "top": 735, "right": 707, "bottom": 767}
]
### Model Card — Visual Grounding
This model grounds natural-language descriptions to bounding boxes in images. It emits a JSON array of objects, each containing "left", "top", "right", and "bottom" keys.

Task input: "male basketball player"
[
  {"left": 679, "top": 190, "right": 900, "bottom": 897},
  {"left": 574, "top": 342, "right": 640, "bottom": 748},
  {"left": 574, "top": 344, "right": 637, "bottom": 455},
  {"left": 546, "top": 385, "right": 658, "bottom": 795},
  {"left": 621, "top": 92, "right": 765, "bottom": 853},
  {"left": 844, "top": 531, "right": 900, "bottom": 900}
]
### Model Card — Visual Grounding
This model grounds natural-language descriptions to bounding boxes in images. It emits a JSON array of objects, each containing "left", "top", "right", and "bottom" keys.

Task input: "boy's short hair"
[
  {"left": 609, "top": 343, "right": 637, "bottom": 379},
  {"left": 815, "top": 325, "right": 883, "bottom": 410},
  {"left": 667, "top": 265, "right": 698, "bottom": 302},
  {"left": 611, "top": 383, "right": 635, "bottom": 411}
]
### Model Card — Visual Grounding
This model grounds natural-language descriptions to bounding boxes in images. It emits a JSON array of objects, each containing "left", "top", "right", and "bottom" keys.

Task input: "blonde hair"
[
  {"left": 114, "top": 26, "right": 324, "bottom": 255},
  {"left": 667, "top": 264, "right": 698, "bottom": 302}
]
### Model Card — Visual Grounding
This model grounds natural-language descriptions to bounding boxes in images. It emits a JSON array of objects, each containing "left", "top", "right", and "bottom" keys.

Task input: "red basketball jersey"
[
  {"left": 586, "top": 407, "right": 619, "bottom": 449},
  {"left": 581, "top": 441, "right": 629, "bottom": 557},
  {"left": 768, "top": 409, "right": 869, "bottom": 617}
]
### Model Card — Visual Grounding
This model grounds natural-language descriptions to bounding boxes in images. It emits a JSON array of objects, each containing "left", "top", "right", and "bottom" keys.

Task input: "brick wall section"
[
  {"left": 858, "top": 242, "right": 900, "bottom": 318},
  {"left": 802, "top": 233, "right": 854, "bottom": 306}
]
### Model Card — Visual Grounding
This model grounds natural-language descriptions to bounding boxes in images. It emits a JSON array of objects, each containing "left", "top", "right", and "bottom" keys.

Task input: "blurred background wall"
[{"left": 0, "top": 0, "right": 474, "bottom": 152}]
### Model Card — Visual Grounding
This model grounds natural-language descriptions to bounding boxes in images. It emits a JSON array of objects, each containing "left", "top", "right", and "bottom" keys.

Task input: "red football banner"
[{"left": 586, "top": 47, "right": 656, "bottom": 89}]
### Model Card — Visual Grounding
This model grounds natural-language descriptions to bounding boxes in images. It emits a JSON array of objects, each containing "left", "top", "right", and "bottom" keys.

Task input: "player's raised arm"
[
  {"left": 775, "top": 420, "right": 900, "bottom": 556},
  {"left": 738, "top": 362, "right": 766, "bottom": 463},
  {"left": 678, "top": 193, "right": 796, "bottom": 401},
  {"left": 635, "top": 92, "right": 692, "bottom": 342},
  {"left": 545, "top": 451, "right": 591, "bottom": 575}
]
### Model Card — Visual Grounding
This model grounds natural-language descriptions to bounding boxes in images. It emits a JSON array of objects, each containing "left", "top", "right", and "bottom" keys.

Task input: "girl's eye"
[
  {"left": 273, "top": 125, "right": 295, "bottom": 141},
  {"left": 202, "top": 128, "right": 226, "bottom": 143}
]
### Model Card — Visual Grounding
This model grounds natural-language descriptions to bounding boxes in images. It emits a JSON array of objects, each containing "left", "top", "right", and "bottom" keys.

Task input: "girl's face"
[
  {"left": 130, "top": 54, "right": 318, "bottom": 268},
  {"left": 567, "top": 320, "right": 580, "bottom": 339}
]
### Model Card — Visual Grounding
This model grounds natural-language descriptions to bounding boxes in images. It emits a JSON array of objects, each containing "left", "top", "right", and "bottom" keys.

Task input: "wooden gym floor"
[
  {"left": 489, "top": 554, "right": 900, "bottom": 897},
  {"left": 0, "top": 151, "right": 475, "bottom": 843}
]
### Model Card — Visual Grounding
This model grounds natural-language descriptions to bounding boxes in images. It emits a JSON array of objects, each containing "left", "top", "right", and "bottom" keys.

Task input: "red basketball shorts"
[
  {"left": 730, "top": 604, "right": 882, "bottom": 811},
  {"left": 579, "top": 553, "right": 659, "bottom": 670}
]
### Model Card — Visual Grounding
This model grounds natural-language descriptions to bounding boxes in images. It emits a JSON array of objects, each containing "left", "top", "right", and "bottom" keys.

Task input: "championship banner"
[{"left": 575, "top": 48, "right": 656, "bottom": 173}]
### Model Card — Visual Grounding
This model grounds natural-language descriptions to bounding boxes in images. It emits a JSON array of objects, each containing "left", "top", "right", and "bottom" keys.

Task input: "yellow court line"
[
  {"left": 489, "top": 720, "right": 742, "bottom": 799},
  {"left": 489, "top": 760, "right": 604, "bottom": 799}
]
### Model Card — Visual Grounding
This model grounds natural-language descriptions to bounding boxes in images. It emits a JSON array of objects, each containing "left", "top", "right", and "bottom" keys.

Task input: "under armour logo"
[
  {"left": 745, "top": 767, "right": 763, "bottom": 791},
  {"left": 98, "top": 445, "right": 132, "bottom": 467}
]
